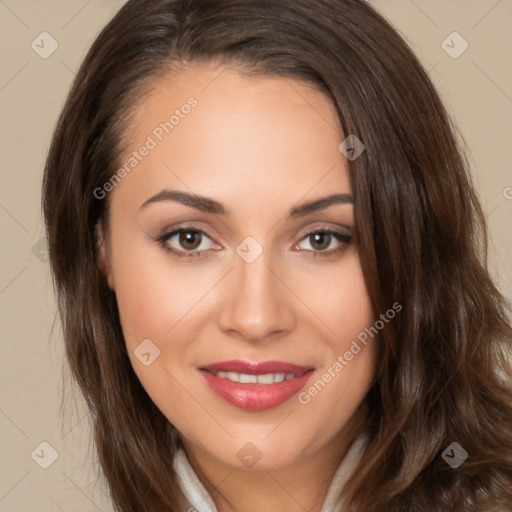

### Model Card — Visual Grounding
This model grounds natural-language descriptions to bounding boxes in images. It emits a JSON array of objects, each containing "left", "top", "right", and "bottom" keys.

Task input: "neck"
[{"left": 181, "top": 403, "right": 367, "bottom": 512}]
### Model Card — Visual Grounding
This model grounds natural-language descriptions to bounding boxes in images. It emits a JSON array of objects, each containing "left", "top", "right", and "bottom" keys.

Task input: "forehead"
[{"left": 111, "top": 63, "right": 351, "bottom": 210}]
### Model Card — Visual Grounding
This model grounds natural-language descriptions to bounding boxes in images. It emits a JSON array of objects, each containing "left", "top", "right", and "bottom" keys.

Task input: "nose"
[{"left": 217, "top": 246, "right": 297, "bottom": 344}]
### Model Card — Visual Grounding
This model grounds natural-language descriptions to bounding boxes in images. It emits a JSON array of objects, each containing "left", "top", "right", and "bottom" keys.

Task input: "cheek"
[
  {"left": 111, "top": 236, "right": 218, "bottom": 346},
  {"left": 111, "top": 246, "right": 206, "bottom": 427},
  {"left": 298, "top": 250, "right": 374, "bottom": 345},
  {"left": 293, "top": 251, "right": 376, "bottom": 420}
]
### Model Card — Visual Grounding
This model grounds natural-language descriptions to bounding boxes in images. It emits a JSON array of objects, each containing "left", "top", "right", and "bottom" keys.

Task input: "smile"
[
  {"left": 199, "top": 360, "right": 315, "bottom": 410},
  {"left": 208, "top": 371, "right": 300, "bottom": 384}
]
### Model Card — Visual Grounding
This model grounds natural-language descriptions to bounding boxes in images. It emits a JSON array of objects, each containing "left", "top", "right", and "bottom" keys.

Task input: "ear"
[{"left": 95, "top": 220, "right": 115, "bottom": 290}]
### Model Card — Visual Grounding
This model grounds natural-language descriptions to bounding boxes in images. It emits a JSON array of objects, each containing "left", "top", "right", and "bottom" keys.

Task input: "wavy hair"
[{"left": 42, "top": 0, "right": 512, "bottom": 510}]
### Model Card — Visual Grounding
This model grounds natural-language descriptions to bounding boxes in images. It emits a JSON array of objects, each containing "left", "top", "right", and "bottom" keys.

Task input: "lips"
[{"left": 199, "top": 360, "right": 314, "bottom": 411}]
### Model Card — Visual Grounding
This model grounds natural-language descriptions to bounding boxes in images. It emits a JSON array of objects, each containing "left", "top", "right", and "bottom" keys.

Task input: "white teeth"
[
  {"left": 239, "top": 374, "right": 258, "bottom": 384},
  {"left": 257, "top": 373, "right": 274, "bottom": 384},
  {"left": 213, "top": 371, "right": 299, "bottom": 384},
  {"left": 226, "top": 372, "right": 239, "bottom": 382}
]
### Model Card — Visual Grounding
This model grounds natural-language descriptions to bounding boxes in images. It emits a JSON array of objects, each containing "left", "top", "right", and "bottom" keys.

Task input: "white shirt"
[{"left": 173, "top": 434, "right": 367, "bottom": 512}]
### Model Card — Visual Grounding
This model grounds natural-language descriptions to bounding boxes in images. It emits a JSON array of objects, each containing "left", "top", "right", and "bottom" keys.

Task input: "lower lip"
[{"left": 200, "top": 370, "right": 314, "bottom": 411}]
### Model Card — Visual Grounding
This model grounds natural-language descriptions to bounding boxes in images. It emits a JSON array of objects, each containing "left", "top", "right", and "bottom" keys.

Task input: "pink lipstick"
[{"left": 199, "top": 360, "right": 314, "bottom": 410}]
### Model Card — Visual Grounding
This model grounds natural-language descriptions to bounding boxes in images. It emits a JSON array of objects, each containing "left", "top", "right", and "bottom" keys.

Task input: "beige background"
[{"left": 1, "top": 1, "right": 511, "bottom": 510}]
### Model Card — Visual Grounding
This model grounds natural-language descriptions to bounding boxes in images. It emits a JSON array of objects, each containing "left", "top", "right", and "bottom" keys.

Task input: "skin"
[{"left": 97, "top": 63, "right": 377, "bottom": 512}]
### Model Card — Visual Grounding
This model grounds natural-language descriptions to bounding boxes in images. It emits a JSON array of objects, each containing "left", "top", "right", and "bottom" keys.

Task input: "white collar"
[{"left": 173, "top": 433, "right": 367, "bottom": 512}]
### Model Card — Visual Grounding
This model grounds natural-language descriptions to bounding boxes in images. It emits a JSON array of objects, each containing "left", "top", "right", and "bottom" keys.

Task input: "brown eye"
[
  {"left": 295, "top": 228, "right": 352, "bottom": 257},
  {"left": 309, "top": 232, "right": 332, "bottom": 251},
  {"left": 156, "top": 227, "right": 216, "bottom": 260},
  {"left": 179, "top": 230, "right": 202, "bottom": 250}
]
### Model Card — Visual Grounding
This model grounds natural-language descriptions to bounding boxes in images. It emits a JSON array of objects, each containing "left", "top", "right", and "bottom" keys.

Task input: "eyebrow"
[{"left": 139, "top": 189, "right": 353, "bottom": 218}]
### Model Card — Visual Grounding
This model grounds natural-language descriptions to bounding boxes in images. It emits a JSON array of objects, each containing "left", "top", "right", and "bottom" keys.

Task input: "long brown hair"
[{"left": 42, "top": 0, "right": 512, "bottom": 510}]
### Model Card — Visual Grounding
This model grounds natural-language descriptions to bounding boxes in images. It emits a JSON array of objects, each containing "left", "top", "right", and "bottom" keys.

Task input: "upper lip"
[{"left": 200, "top": 360, "right": 314, "bottom": 375}]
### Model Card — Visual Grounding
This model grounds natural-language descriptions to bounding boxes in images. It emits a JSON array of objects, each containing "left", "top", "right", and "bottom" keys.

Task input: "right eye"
[{"left": 156, "top": 227, "right": 219, "bottom": 260}]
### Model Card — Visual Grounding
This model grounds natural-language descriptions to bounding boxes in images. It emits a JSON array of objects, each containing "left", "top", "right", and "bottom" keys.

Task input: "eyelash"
[{"left": 155, "top": 226, "right": 352, "bottom": 261}]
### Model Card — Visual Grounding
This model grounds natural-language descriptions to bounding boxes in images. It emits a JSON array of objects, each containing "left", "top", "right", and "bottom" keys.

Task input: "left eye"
[{"left": 295, "top": 229, "right": 352, "bottom": 254}]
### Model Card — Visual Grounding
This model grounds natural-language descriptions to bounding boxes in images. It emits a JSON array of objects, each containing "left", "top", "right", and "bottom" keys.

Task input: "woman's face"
[{"left": 98, "top": 63, "right": 376, "bottom": 470}]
